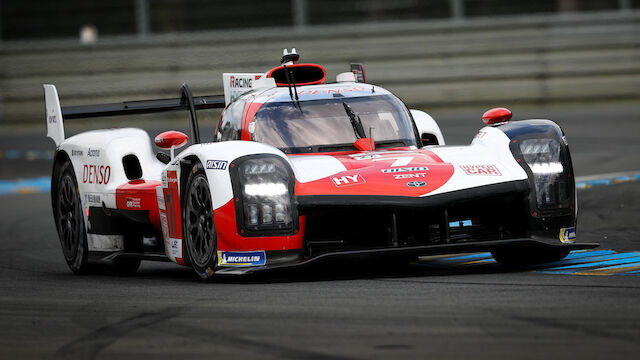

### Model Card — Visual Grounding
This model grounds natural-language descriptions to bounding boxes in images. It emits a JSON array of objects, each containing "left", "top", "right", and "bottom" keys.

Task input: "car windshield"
[{"left": 251, "top": 94, "right": 418, "bottom": 153}]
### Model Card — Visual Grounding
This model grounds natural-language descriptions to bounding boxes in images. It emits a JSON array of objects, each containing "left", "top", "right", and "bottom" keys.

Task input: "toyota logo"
[{"left": 406, "top": 181, "right": 427, "bottom": 187}]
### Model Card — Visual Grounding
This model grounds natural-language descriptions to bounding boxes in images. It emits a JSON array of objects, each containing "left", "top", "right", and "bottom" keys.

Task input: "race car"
[{"left": 44, "top": 49, "right": 596, "bottom": 280}]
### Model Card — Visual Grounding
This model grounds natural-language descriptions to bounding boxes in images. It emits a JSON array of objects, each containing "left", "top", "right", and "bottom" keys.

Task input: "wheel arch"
[{"left": 179, "top": 155, "right": 206, "bottom": 198}]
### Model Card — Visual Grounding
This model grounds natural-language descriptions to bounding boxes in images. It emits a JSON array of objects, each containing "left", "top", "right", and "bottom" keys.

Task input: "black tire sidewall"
[
  {"left": 53, "top": 160, "right": 90, "bottom": 274},
  {"left": 182, "top": 163, "right": 218, "bottom": 280}
]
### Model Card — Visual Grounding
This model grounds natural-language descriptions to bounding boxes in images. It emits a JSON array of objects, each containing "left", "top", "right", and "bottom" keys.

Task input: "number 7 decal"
[{"left": 372, "top": 156, "right": 414, "bottom": 167}]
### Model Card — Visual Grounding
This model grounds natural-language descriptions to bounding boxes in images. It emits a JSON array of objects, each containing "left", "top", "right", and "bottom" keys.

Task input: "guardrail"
[{"left": 0, "top": 10, "right": 638, "bottom": 124}]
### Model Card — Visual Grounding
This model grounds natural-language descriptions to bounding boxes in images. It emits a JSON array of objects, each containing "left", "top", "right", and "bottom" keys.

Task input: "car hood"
[{"left": 289, "top": 146, "right": 528, "bottom": 197}]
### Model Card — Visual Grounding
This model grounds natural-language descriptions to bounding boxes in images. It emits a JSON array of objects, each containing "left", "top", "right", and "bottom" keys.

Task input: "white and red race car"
[{"left": 44, "top": 50, "right": 595, "bottom": 280}]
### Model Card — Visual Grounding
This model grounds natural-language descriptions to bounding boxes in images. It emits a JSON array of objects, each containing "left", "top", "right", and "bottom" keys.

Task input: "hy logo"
[{"left": 331, "top": 174, "right": 365, "bottom": 187}]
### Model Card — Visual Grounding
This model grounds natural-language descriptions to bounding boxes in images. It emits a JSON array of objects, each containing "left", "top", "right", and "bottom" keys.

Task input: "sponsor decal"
[
  {"left": 126, "top": 197, "right": 141, "bottom": 208},
  {"left": 163, "top": 170, "right": 182, "bottom": 239},
  {"left": 229, "top": 75, "right": 259, "bottom": 88},
  {"left": 166, "top": 238, "right": 182, "bottom": 260},
  {"left": 372, "top": 156, "right": 414, "bottom": 167},
  {"left": 84, "top": 193, "right": 101, "bottom": 204},
  {"left": 72, "top": 150, "right": 83, "bottom": 156},
  {"left": 474, "top": 131, "right": 487, "bottom": 140},
  {"left": 331, "top": 174, "right": 365, "bottom": 187},
  {"left": 217, "top": 251, "right": 266, "bottom": 267},
  {"left": 460, "top": 165, "right": 501, "bottom": 176},
  {"left": 382, "top": 167, "right": 429, "bottom": 173},
  {"left": 206, "top": 160, "right": 228, "bottom": 170},
  {"left": 159, "top": 212, "right": 169, "bottom": 240},
  {"left": 157, "top": 193, "right": 165, "bottom": 210},
  {"left": 351, "top": 154, "right": 381, "bottom": 161},
  {"left": 161, "top": 173, "right": 167, "bottom": 187},
  {"left": 223, "top": 73, "right": 263, "bottom": 104},
  {"left": 559, "top": 227, "right": 576, "bottom": 243},
  {"left": 406, "top": 180, "right": 427, "bottom": 187},
  {"left": 87, "top": 148, "right": 100, "bottom": 157},
  {"left": 394, "top": 173, "right": 426, "bottom": 180},
  {"left": 297, "top": 86, "right": 368, "bottom": 96},
  {"left": 82, "top": 165, "right": 111, "bottom": 184}
]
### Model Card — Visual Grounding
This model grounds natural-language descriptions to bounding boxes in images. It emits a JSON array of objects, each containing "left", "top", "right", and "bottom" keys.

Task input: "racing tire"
[
  {"left": 52, "top": 160, "right": 91, "bottom": 274},
  {"left": 182, "top": 163, "right": 218, "bottom": 281},
  {"left": 491, "top": 246, "right": 570, "bottom": 268}
]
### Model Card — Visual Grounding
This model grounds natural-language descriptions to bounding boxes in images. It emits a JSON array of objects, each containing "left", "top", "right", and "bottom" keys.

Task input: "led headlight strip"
[
  {"left": 519, "top": 139, "right": 564, "bottom": 175},
  {"left": 230, "top": 155, "right": 297, "bottom": 236}
]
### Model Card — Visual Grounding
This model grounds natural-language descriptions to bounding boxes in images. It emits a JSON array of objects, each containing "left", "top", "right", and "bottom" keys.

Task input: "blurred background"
[
  {"left": 0, "top": 0, "right": 638, "bottom": 178},
  {"left": 1, "top": 0, "right": 638, "bottom": 121}
]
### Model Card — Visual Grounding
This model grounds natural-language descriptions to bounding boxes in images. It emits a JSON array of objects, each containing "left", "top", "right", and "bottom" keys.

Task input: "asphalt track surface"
[{"left": 1, "top": 104, "right": 639, "bottom": 359}]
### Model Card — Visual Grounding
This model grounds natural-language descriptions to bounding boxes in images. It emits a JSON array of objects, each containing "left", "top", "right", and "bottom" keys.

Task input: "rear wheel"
[
  {"left": 491, "top": 246, "right": 570, "bottom": 268},
  {"left": 182, "top": 164, "right": 217, "bottom": 281},
  {"left": 53, "top": 161, "right": 90, "bottom": 274}
]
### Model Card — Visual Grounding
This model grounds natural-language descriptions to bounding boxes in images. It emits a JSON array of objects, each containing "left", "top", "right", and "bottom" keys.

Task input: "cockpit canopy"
[{"left": 217, "top": 83, "right": 420, "bottom": 154}]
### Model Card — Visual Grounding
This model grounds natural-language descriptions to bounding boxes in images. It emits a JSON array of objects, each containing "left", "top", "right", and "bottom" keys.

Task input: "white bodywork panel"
[
  {"left": 60, "top": 128, "right": 165, "bottom": 251},
  {"left": 288, "top": 155, "right": 347, "bottom": 183},
  {"left": 428, "top": 126, "right": 528, "bottom": 196},
  {"left": 411, "top": 109, "right": 445, "bottom": 146},
  {"left": 336, "top": 72, "right": 357, "bottom": 82}
]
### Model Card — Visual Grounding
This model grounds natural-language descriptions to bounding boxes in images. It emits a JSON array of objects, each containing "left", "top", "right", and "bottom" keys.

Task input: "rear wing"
[{"left": 43, "top": 83, "right": 225, "bottom": 147}]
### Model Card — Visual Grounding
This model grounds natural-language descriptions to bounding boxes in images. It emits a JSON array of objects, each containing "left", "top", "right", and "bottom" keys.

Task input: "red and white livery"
[{"left": 44, "top": 49, "right": 595, "bottom": 280}]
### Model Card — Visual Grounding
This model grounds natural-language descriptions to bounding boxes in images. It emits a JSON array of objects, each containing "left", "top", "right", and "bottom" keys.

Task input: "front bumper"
[{"left": 214, "top": 238, "right": 598, "bottom": 275}]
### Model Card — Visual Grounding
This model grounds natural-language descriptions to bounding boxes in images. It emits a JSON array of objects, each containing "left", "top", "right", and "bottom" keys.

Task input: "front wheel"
[
  {"left": 491, "top": 245, "right": 570, "bottom": 268},
  {"left": 182, "top": 164, "right": 217, "bottom": 281}
]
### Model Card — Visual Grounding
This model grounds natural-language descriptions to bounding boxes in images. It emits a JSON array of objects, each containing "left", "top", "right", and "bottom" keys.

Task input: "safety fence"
[{"left": 0, "top": 10, "right": 638, "bottom": 124}]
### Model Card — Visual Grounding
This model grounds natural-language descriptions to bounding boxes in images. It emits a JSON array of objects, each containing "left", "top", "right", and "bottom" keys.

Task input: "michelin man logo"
[
  {"left": 559, "top": 227, "right": 576, "bottom": 243},
  {"left": 217, "top": 251, "right": 266, "bottom": 267}
]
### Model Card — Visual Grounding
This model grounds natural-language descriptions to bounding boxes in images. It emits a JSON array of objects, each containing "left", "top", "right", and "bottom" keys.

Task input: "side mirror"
[
  {"left": 482, "top": 107, "right": 512, "bottom": 125},
  {"left": 410, "top": 109, "right": 445, "bottom": 146},
  {"left": 155, "top": 131, "right": 189, "bottom": 159},
  {"left": 421, "top": 133, "right": 439, "bottom": 146}
]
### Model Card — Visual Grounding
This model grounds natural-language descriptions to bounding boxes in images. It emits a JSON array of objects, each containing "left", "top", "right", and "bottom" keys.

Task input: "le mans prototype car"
[{"left": 44, "top": 49, "right": 596, "bottom": 280}]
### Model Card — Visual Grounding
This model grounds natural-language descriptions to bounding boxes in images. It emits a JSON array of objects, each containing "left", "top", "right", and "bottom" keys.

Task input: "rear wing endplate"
[
  {"left": 222, "top": 73, "right": 276, "bottom": 105},
  {"left": 44, "top": 85, "right": 65, "bottom": 147}
]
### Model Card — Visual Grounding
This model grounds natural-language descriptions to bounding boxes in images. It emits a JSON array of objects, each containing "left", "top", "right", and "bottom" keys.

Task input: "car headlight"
[
  {"left": 519, "top": 139, "right": 563, "bottom": 175},
  {"left": 231, "top": 156, "right": 296, "bottom": 235},
  {"left": 517, "top": 138, "right": 571, "bottom": 210}
]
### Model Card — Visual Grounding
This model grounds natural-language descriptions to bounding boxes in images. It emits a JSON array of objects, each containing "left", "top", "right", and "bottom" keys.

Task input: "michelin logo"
[
  {"left": 217, "top": 251, "right": 266, "bottom": 267},
  {"left": 559, "top": 227, "right": 576, "bottom": 243}
]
